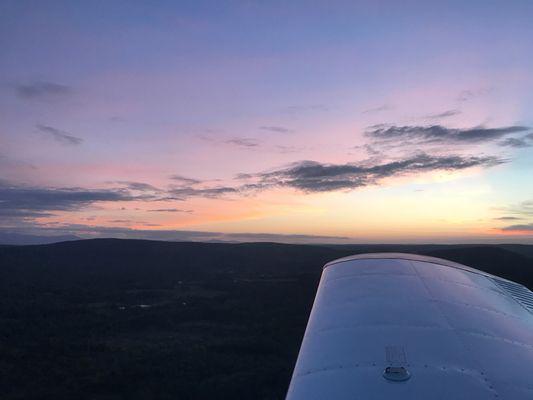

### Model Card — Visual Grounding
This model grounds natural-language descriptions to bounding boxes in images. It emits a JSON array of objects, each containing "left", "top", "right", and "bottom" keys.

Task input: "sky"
[{"left": 1, "top": 0, "right": 533, "bottom": 243}]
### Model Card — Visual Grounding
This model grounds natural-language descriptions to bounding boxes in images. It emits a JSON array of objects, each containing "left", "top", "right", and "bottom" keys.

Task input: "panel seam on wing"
[{"left": 408, "top": 260, "right": 501, "bottom": 398}]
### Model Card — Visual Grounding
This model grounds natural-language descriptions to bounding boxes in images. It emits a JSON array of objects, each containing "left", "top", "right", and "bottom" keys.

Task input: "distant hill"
[
  {"left": 0, "top": 232, "right": 80, "bottom": 245},
  {"left": 1, "top": 239, "right": 532, "bottom": 288},
  {"left": 1, "top": 239, "right": 532, "bottom": 399},
  {"left": 499, "top": 244, "right": 533, "bottom": 259}
]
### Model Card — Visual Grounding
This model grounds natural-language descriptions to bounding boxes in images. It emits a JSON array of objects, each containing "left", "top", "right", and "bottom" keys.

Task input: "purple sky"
[{"left": 1, "top": 1, "right": 533, "bottom": 243}]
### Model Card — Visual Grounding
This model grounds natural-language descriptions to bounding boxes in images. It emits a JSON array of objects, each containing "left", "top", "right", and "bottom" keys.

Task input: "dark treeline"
[{"left": 1, "top": 239, "right": 532, "bottom": 399}]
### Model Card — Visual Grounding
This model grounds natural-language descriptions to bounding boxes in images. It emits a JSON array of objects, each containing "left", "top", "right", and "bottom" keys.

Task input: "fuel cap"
[{"left": 383, "top": 366, "right": 411, "bottom": 382}]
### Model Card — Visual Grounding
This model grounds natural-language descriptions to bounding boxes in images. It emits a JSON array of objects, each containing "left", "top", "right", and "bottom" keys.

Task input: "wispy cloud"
[
  {"left": 148, "top": 208, "right": 193, "bottom": 213},
  {"left": 352, "top": 144, "right": 382, "bottom": 156},
  {"left": 494, "top": 216, "right": 523, "bottom": 221},
  {"left": 114, "top": 181, "right": 162, "bottom": 192},
  {"left": 362, "top": 104, "right": 392, "bottom": 114},
  {"left": 260, "top": 126, "right": 294, "bottom": 134},
  {"left": 500, "top": 223, "right": 533, "bottom": 232},
  {"left": 36, "top": 124, "right": 83, "bottom": 146},
  {"left": 424, "top": 109, "right": 461, "bottom": 119},
  {"left": 225, "top": 137, "right": 261, "bottom": 148},
  {"left": 457, "top": 88, "right": 491, "bottom": 102},
  {"left": 169, "top": 175, "right": 203, "bottom": 185},
  {"left": 0, "top": 154, "right": 37, "bottom": 170},
  {"left": 503, "top": 200, "right": 533, "bottom": 217},
  {"left": 15, "top": 81, "right": 71, "bottom": 99},
  {"left": 498, "top": 137, "right": 532, "bottom": 148},
  {"left": 197, "top": 135, "right": 261, "bottom": 149},
  {"left": 274, "top": 145, "right": 303, "bottom": 154},
  {"left": 108, "top": 116, "right": 125, "bottom": 123},
  {"left": 282, "top": 104, "right": 329, "bottom": 114},
  {"left": 168, "top": 186, "right": 238, "bottom": 200}
]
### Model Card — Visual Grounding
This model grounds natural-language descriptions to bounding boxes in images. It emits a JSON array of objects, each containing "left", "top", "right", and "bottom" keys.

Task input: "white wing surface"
[{"left": 286, "top": 253, "right": 533, "bottom": 399}]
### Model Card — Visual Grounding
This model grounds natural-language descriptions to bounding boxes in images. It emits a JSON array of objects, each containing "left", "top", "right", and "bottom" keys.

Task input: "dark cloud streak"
[
  {"left": 366, "top": 124, "right": 530, "bottom": 144},
  {"left": 16, "top": 81, "right": 71, "bottom": 99},
  {"left": 169, "top": 153, "right": 504, "bottom": 198},
  {"left": 251, "top": 153, "right": 504, "bottom": 192},
  {"left": 36, "top": 124, "right": 83, "bottom": 146},
  {"left": 0, "top": 182, "right": 155, "bottom": 221}
]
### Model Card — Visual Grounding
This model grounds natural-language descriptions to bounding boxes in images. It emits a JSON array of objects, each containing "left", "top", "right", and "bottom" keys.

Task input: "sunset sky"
[{"left": 1, "top": 1, "right": 533, "bottom": 243}]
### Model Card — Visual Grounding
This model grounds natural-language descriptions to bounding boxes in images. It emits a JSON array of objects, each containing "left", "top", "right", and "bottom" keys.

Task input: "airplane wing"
[{"left": 286, "top": 253, "right": 533, "bottom": 400}]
